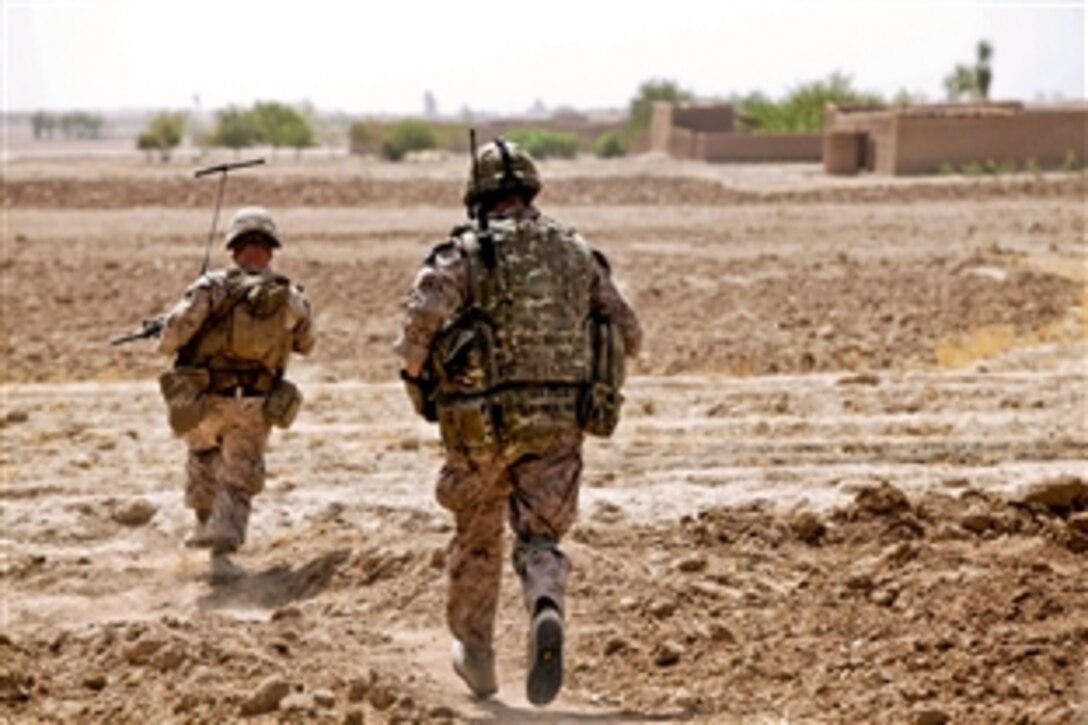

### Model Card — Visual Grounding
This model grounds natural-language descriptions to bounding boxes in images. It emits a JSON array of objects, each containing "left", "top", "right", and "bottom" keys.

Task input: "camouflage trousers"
[
  {"left": 183, "top": 396, "right": 271, "bottom": 551},
  {"left": 436, "top": 429, "right": 583, "bottom": 654}
]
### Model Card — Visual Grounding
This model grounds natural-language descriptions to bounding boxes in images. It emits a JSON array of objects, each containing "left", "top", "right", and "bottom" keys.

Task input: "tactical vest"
[
  {"left": 431, "top": 216, "right": 593, "bottom": 455},
  {"left": 180, "top": 269, "right": 294, "bottom": 392}
]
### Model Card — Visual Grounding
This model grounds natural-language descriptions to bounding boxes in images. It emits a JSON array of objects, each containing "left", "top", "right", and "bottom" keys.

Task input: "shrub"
[
  {"left": 1024, "top": 158, "right": 1041, "bottom": 175},
  {"left": 136, "top": 111, "right": 186, "bottom": 162},
  {"left": 960, "top": 161, "right": 984, "bottom": 176},
  {"left": 505, "top": 129, "right": 578, "bottom": 159},
  {"left": 381, "top": 120, "right": 438, "bottom": 161},
  {"left": 738, "top": 73, "right": 882, "bottom": 133},
  {"left": 593, "top": 130, "right": 627, "bottom": 158},
  {"left": 938, "top": 162, "right": 957, "bottom": 176},
  {"left": 1061, "top": 150, "right": 1081, "bottom": 172}
]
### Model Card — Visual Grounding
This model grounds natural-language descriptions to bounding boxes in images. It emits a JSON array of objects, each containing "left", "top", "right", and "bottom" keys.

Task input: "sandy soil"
[{"left": 2, "top": 155, "right": 1086, "bottom": 723}]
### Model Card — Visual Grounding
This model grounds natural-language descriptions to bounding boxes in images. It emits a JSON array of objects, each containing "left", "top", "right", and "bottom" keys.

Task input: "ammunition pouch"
[
  {"left": 159, "top": 366, "right": 211, "bottom": 435},
  {"left": 263, "top": 377, "right": 302, "bottom": 429},
  {"left": 437, "top": 386, "right": 581, "bottom": 457},
  {"left": 580, "top": 315, "right": 626, "bottom": 438}
]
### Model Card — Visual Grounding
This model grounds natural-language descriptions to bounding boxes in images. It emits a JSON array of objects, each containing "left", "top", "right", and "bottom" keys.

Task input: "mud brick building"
[
  {"left": 824, "top": 101, "right": 1088, "bottom": 175},
  {"left": 649, "top": 102, "right": 822, "bottom": 162}
]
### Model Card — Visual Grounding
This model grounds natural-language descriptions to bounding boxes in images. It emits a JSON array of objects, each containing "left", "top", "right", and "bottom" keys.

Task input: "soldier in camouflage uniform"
[
  {"left": 395, "top": 139, "right": 641, "bottom": 706},
  {"left": 158, "top": 207, "right": 315, "bottom": 583}
]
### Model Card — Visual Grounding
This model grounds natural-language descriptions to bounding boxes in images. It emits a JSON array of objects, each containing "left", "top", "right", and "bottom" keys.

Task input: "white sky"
[{"left": 3, "top": 0, "right": 1085, "bottom": 115}]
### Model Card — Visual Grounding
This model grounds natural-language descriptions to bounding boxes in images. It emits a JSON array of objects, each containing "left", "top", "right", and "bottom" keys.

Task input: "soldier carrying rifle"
[
  {"left": 396, "top": 136, "right": 641, "bottom": 706},
  {"left": 115, "top": 161, "right": 315, "bottom": 583}
]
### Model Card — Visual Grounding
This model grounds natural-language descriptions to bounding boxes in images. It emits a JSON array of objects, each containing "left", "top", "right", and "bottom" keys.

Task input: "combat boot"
[
  {"left": 451, "top": 640, "right": 497, "bottom": 699},
  {"left": 209, "top": 551, "right": 245, "bottom": 584},
  {"left": 184, "top": 510, "right": 212, "bottom": 548},
  {"left": 526, "top": 606, "right": 564, "bottom": 706}
]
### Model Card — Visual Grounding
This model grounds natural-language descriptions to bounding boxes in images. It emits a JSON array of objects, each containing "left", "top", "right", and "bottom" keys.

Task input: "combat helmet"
[
  {"left": 463, "top": 138, "right": 542, "bottom": 208},
  {"left": 224, "top": 206, "right": 282, "bottom": 249}
]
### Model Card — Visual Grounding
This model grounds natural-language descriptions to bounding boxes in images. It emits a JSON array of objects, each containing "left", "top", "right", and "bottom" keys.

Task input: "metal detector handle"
[
  {"left": 195, "top": 157, "right": 266, "bottom": 275},
  {"left": 194, "top": 158, "right": 265, "bottom": 178}
]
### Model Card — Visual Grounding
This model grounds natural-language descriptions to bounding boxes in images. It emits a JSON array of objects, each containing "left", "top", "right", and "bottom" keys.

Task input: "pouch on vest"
[
  {"left": 230, "top": 281, "right": 290, "bottom": 364},
  {"left": 159, "top": 366, "right": 210, "bottom": 435},
  {"left": 263, "top": 377, "right": 302, "bottom": 429},
  {"left": 580, "top": 315, "right": 626, "bottom": 438},
  {"left": 438, "top": 397, "right": 499, "bottom": 456}
]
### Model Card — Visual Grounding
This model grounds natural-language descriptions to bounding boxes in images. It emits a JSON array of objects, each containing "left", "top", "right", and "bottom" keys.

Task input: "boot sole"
[{"left": 527, "top": 611, "right": 563, "bottom": 706}]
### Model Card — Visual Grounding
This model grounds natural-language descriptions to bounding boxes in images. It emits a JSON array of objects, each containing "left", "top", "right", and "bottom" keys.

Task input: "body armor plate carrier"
[{"left": 432, "top": 217, "right": 596, "bottom": 455}]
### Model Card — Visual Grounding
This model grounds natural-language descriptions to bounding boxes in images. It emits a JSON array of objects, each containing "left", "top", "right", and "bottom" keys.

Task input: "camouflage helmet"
[
  {"left": 224, "top": 206, "right": 281, "bottom": 249},
  {"left": 463, "top": 138, "right": 542, "bottom": 208}
]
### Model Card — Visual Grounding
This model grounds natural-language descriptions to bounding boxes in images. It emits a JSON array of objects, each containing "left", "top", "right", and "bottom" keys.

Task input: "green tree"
[
  {"left": 944, "top": 40, "right": 994, "bottom": 101},
  {"left": 211, "top": 106, "right": 259, "bottom": 153},
  {"left": 626, "top": 79, "right": 694, "bottom": 139},
  {"left": 136, "top": 111, "right": 187, "bottom": 163},
  {"left": 738, "top": 73, "right": 882, "bottom": 133},
  {"left": 251, "top": 101, "right": 314, "bottom": 158},
  {"left": 380, "top": 120, "right": 438, "bottom": 161}
]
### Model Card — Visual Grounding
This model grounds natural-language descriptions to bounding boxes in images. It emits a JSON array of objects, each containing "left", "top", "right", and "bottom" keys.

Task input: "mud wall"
[
  {"left": 651, "top": 102, "right": 820, "bottom": 162},
  {"left": 671, "top": 105, "right": 735, "bottom": 133},
  {"left": 892, "top": 109, "right": 1088, "bottom": 174},
  {"left": 700, "top": 133, "right": 822, "bottom": 162}
]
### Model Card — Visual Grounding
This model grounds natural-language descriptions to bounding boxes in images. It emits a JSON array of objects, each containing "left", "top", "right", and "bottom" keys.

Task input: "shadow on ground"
[
  {"left": 196, "top": 548, "right": 351, "bottom": 611},
  {"left": 469, "top": 699, "right": 691, "bottom": 723}
]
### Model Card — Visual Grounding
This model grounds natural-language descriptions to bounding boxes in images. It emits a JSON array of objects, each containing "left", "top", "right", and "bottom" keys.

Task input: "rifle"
[
  {"left": 110, "top": 157, "right": 264, "bottom": 345},
  {"left": 468, "top": 129, "right": 496, "bottom": 269},
  {"left": 110, "top": 315, "right": 165, "bottom": 346}
]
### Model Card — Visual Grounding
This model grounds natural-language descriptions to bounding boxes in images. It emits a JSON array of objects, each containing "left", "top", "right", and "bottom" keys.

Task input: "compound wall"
[
  {"left": 651, "top": 102, "right": 821, "bottom": 162},
  {"left": 892, "top": 109, "right": 1087, "bottom": 174},
  {"left": 825, "top": 103, "right": 1088, "bottom": 175}
]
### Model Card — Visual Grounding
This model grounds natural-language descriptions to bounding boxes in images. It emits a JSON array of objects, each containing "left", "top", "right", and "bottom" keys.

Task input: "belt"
[{"left": 211, "top": 385, "right": 265, "bottom": 398}]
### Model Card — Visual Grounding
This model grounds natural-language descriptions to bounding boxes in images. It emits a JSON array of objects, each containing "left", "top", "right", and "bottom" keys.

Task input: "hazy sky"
[{"left": 3, "top": 0, "right": 1084, "bottom": 115}]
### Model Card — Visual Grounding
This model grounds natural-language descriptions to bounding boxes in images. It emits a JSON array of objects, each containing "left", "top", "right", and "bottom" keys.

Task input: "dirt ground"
[{"left": 2, "top": 153, "right": 1086, "bottom": 723}]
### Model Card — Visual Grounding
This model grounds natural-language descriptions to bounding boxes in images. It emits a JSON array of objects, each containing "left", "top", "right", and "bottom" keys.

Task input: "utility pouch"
[
  {"left": 263, "top": 377, "right": 302, "bottom": 429},
  {"left": 159, "top": 366, "right": 210, "bottom": 435},
  {"left": 437, "top": 397, "right": 499, "bottom": 456},
  {"left": 580, "top": 382, "right": 625, "bottom": 438},
  {"left": 580, "top": 315, "right": 626, "bottom": 438}
]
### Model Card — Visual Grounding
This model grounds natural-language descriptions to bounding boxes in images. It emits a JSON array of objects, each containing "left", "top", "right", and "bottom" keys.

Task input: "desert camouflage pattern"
[
  {"left": 463, "top": 139, "right": 543, "bottom": 207},
  {"left": 160, "top": 263, "right": 314, "bottom": 548},
  {"left": 437, "top": 430, "right": 582, "bottom": 653},
  {"left": 224, "top": 205, "right": 281, "bottom": 249},
  {"left": 393, "top": 208, "right": 642, "bottom": 375},
  {"left": 184, "top": 396, "right": 268, "bottom": 550},
  {"left": 159, "top": 269, "right": 315, "bottom": 364}
]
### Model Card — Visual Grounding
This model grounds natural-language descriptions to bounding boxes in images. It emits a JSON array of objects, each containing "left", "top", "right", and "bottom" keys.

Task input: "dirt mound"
[
  {"left": 567, "top": 484, "right": 1087, "bottom": 722},
  {"left": 3, "top": 484, "right": 1084, "bottom": 722}
]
